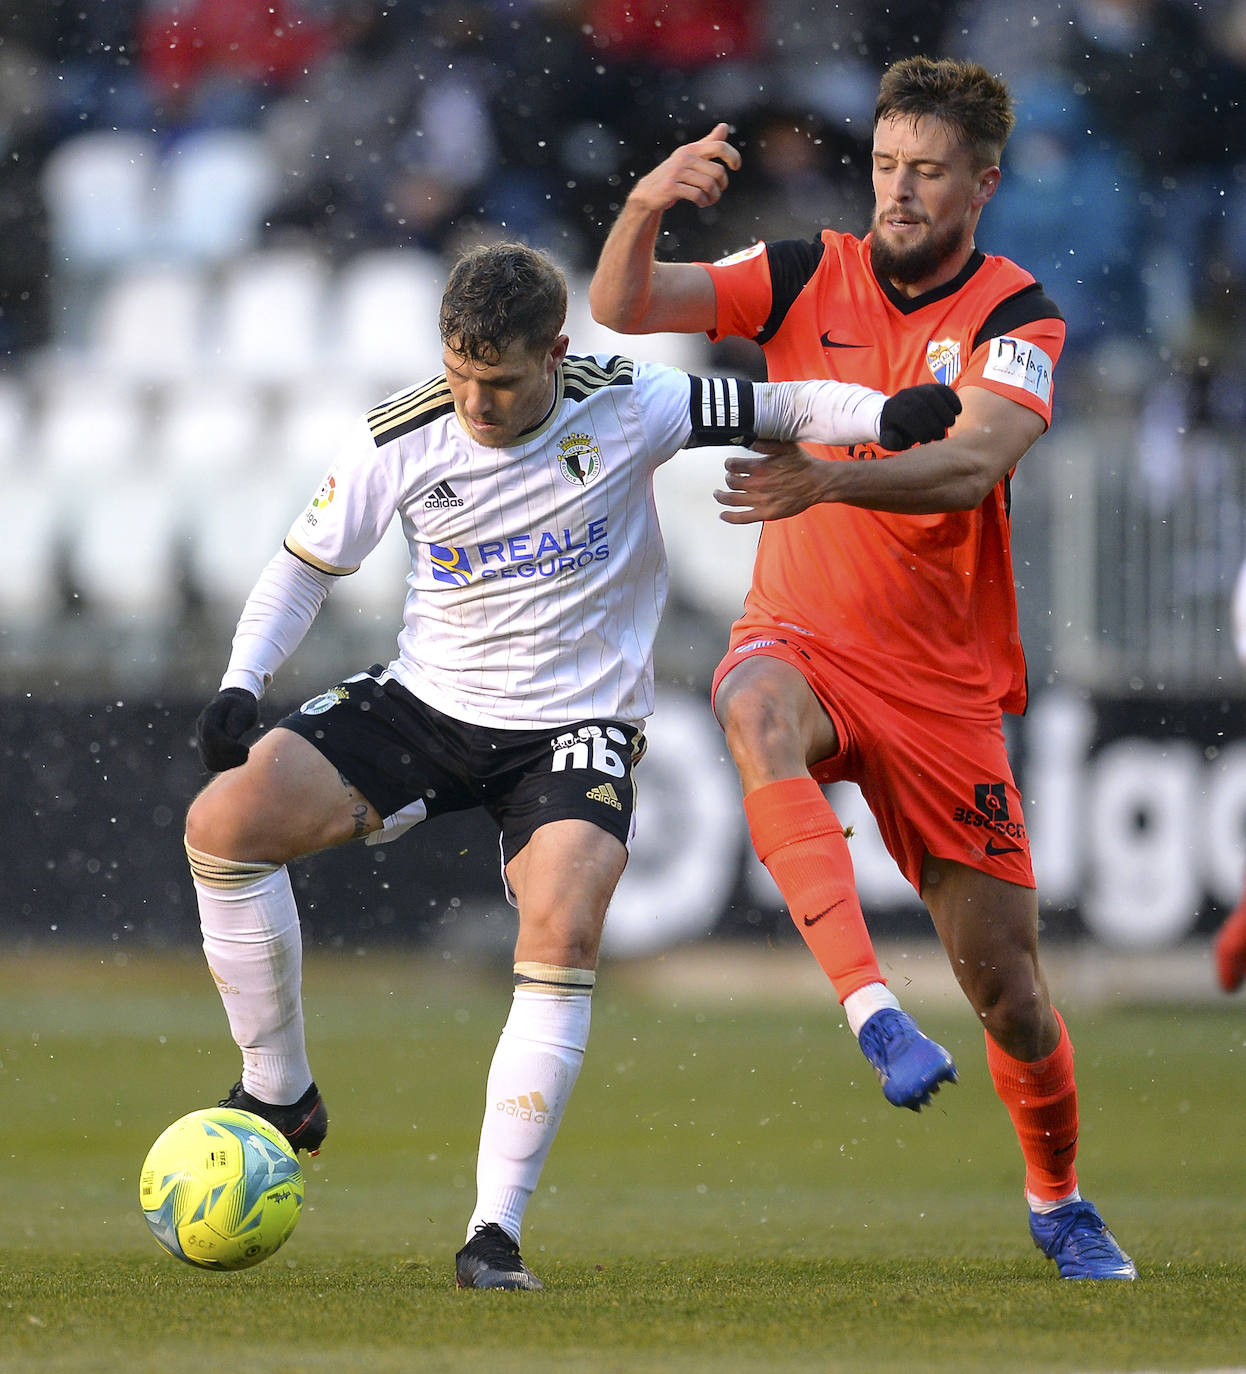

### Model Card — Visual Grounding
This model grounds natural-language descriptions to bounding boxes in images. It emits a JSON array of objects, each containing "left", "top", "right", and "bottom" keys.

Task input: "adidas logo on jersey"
[
  {"left": 586, "top": 782, "right": 622, "bottom": 810},
  {"left": 424, "top": 480, "right": 464, "bottom": 509}
]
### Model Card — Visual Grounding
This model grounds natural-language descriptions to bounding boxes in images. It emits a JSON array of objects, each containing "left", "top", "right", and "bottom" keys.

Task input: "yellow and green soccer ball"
[{"left": 139, "top": 1107, "right": 303, "bottom": 1270}]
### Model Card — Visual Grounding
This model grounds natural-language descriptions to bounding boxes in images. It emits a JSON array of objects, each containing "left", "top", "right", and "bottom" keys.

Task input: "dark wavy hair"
[
  {"left": 439, "top": 242, "right": 567, "bottom": 365},
  {"left": 875, "top": 56, "right": 1016, "bottom": 168}
]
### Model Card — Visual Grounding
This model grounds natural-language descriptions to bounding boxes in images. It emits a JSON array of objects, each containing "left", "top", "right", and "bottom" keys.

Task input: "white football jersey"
[{"left": 285, "top": 356, "right": 754, "bottom": 729}]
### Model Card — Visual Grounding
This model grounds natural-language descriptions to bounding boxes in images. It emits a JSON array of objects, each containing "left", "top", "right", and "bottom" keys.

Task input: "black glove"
[
  {"left": 196, "top": 688, "right": 260, "bottom": 772},
  {"left": 878, "top": 383, "right": 961, "bottom": 451}
]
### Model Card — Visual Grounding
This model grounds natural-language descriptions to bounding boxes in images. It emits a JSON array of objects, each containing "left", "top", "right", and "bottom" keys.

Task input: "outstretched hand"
[
  {"left": 196, "top": 687, "right": 260, "bottom": 772},
  {"left": 627, "top": 121, "right": 741, "bottom": 215},
  {"left": 878, "top": 383, "right": 961, "bottom": 451},
  {"left": 714, "top": 441, "right": 830, "bottom": 525}
]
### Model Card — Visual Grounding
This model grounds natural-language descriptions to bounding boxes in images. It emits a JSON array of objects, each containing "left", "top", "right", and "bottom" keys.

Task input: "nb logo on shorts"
[{"left": 550, "top": 724, "right": 628, "bottom": 779}]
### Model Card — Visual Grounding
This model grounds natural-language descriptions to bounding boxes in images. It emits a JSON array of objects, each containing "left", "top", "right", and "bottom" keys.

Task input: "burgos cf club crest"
[
  {"left": 557, "top": 433, "right": 603, "bottom": 487},
  {"left": 926, "top": 338, "right": 961, "bottom": 386}
]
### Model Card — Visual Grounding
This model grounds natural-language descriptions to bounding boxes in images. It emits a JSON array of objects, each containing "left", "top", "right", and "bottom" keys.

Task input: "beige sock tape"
[
  {"left": 513, "top": 961, "right": 596, "bottom": 996},
  {"left": 185, "top": 838, "right": 279, "bottom": 889}
]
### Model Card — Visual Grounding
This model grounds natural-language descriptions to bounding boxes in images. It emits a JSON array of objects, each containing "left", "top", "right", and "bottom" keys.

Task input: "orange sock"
[
  {"left": 743, "top": 777, "right": 881, "bottom": 1001},
  {"left": 985, "top": 1008, "right": 1079, "bottom": 1202},
  {"left": 1214, "top": 893, "right": 1246, "bottom": 992}
]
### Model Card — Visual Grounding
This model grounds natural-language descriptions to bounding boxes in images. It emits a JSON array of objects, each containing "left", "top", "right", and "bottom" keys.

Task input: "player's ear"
[
  {"left": 974, "top": 165, "right": 1001, "bottom": 207},
  {"left": 549, "top": 334, "right": 570, "bottom": 369}
]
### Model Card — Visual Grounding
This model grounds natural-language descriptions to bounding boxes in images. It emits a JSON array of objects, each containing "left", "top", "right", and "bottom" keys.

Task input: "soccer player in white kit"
[{"left": 182, "top": 242, "right": 959, "bottom": 1289}]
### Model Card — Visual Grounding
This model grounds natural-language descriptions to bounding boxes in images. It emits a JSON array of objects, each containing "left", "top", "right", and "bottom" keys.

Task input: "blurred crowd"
[{"left": 1, "top": 0, "right": 1245, "bottom": 384}]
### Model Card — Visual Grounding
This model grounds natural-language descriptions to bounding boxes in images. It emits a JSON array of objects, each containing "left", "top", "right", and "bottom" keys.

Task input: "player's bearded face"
[
  {"left": 869, "top": 114, "right": 991, "bottom": 290},
  {"left": 444, "top": 335, "right": 568, "bottom": 448},
  {"left": 870, "top": 209, "right": 968, "bottom": 285}
]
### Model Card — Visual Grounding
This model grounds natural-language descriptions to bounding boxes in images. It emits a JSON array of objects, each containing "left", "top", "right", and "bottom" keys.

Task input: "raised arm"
[{"left": 589, "top": 122, "right": 738, "bottom": 335}]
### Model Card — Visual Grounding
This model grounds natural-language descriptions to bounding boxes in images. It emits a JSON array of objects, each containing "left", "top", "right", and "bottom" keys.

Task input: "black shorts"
[{"left": 276, "top": 671, "right": 643, "bottom": 864}]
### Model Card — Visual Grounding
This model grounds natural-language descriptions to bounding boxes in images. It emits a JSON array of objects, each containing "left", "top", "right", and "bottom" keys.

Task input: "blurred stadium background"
[{"left": 4, "top": 0, "right": 1246, "bottom": 965}]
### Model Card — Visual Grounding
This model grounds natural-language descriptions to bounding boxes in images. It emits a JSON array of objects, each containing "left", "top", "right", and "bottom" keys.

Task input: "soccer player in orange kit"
[{"left": 590, "top": 55, "right": 1137, "bottom": 1279}]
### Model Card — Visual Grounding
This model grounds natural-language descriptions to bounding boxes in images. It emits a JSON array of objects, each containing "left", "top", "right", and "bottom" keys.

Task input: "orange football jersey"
[{"left": 701, "top": 230, "right": 1066, "bottom": 716}]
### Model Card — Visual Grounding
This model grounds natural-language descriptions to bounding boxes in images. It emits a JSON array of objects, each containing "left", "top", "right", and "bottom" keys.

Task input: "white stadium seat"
[
  {"left": 40, "top": 129, "right": 160, "bottom": 272},
  {"left": 331, "top": 248, "right": 446, "bottom": 387},
  {"left": 270, "top": 375, "right": 373, "bottom": 477},
  {"left": 186, "top": 465, "right": 306, "bottom": 610},
  {"left": 65, "top": 474, "right": 185, "bottom": 625},
  {"left": 87, "top": 261, "right": 209, "bottom": 382},
  {"left": 212, "top": 247, "right": 330, "bottom": 381},
  {"left": 0, "top": 475, "right": 62, "bottom": 623},
  {"left": 34, "top": 375, "right": 146, "bottom": 505},
  {"left": 159, "top": 128, "right": 279, "bottom": 264},
  {"left": 0, "top": 374, "right": 30, "bottom": 473},
  {"left": 149, "top": 376, "right": 265, "bottom": 499}
]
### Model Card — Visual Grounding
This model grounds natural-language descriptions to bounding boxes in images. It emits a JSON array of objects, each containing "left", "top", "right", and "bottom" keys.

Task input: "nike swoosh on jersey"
[
  {"left": 985, "top": 839, "right": 1023, "bottom": 856},
  {"left": 819, "top": 333, "right": 869, "bottom": 348}
]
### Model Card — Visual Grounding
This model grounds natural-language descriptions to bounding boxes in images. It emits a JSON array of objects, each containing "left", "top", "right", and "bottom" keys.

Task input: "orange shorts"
[{"left": 711, "top": 632, "right": 1035, "bottom": 895}]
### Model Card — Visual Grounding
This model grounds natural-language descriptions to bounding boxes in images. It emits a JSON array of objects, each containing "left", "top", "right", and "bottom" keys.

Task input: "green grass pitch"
[{"left": 1, "top": 944, "right": 1244, "bottom": 1373}]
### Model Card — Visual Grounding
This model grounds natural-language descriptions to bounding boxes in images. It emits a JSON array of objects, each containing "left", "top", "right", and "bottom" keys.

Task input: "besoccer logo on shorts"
[{"left": 974, "top": 781, "right": 1009, "bottom": 823}]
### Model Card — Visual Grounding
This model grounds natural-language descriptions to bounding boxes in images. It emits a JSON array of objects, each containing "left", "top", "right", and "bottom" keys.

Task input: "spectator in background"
[
  {"left": 138, "top": 0, "right": 338, "bottom": 133},
  {"left": 576, "top": 0, "right": 770, "bottom": 261},
  {"left": 978, "top": 78, "right": 1146, "bottom": 358},
  {"left": 261, "top": 4, "right": 497, "bottom": 257},
  {"left": 954, "top": 0, "right": 1246, "bottom": 350},
  {"left": 0, "top": 37, "right": 53, "bottom": 358}
]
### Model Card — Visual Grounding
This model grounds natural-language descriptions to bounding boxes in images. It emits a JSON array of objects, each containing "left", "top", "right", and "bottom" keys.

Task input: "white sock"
[
  {"left": 1028, "top": 1187, "right": 1081, "bottom": 1214},
  {"left": 843, "top": 981, "right": 902, "bottom": 1037},
  {"left": 465, "top": 983, "right": 591, "bottom": 1246},
  {"left": 195, "top": 865, "right": 313, "bottom": 1104}
]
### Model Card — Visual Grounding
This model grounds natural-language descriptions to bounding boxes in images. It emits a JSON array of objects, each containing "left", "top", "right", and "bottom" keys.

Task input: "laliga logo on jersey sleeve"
[
  {"left": 713, "top": 242, "right": 766, "bottom": 267},
  {"left": 926, "top": 338, "right": 962, "bottom": 386},
  {"left": 303, "top": 473, "right": 336, "bottom": 527},
  {"left": 557, "top": 433, "right": 603, "bottom": 487}
]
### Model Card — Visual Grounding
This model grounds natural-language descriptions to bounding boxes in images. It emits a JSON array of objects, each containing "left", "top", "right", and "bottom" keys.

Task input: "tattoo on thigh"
[{"left": 335, "top": 770, "right": 373, "bottom": 838}]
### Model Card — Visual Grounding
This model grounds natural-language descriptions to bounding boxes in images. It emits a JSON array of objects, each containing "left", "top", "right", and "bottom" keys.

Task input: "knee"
[
  {"left": 185, "top": 780, "right": 249, "bottom": 860},
  {"left": 963, "top": 963, "right": 1054, "bottom": 1059},
  {"left": 515, "top": 910, "right": 604, "bottom": 971},
  {"left": 720, "top": 680, "right": 798, "bottom": 766}
]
